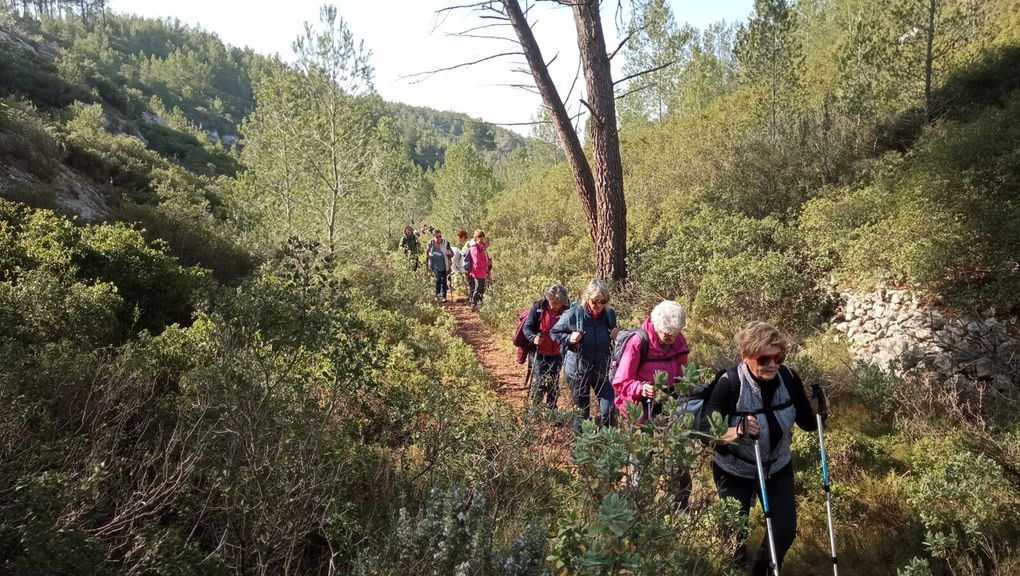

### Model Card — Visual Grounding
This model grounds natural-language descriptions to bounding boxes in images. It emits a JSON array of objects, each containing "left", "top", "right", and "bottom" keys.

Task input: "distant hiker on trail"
[
  {"left": 424, "top": 228, "right": 453, "bottom": 303},
  {"left": 400, "top": 225, "right": 420, "bottom": 271},
  {"left": 449, "top": 243, "right": 464, "bottom": 294},
  {"left": 522, "top": 284, "right": 570, "bottom": 410},
  {"left": 458, "top": 229, "right": 475, "bottom": 298},
  {"left": 706, "top": 321, "right": 823, "bottom": 576},
  {"left": 611, "top": 300, "right": 692, "bottom": 505},
  {"left": 551, "top": 279, "right": 619, "bottom": 434},
  {"left": 466, "top": 229, "right": 492, "bottom": 312}
]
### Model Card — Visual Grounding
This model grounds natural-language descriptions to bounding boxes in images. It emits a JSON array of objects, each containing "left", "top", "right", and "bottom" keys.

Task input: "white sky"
[{"left": 108, "top": 1, "right": 753, "bottom": 134}]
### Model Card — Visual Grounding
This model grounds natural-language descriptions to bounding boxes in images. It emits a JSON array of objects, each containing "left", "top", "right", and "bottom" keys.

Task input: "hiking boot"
[
  {"left": 471, "top": 301, "right": 478, "bottom": 312},
  {"left": 441, "top": 295, "right": 448, "bottom": 303},
  {"left": 434, "top": 294, "right": 441, "bottom": 303}
]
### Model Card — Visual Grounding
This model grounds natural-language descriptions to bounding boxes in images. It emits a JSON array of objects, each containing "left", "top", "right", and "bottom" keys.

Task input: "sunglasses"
[
  {"left": 591, "top": 298, "right": 608, "bottom": 306},
  {"left": 752, "top": 354, "right": 785, "bottom": 366}
]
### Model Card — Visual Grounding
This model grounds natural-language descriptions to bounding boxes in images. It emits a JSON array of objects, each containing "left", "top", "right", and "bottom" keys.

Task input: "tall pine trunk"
[{"left": 502, "top": 0, "right": 627, "bottom": 282}]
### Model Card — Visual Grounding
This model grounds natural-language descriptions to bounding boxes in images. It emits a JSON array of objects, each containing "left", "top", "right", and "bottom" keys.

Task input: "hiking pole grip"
[{"left": 738, "top": 413, "right": 759, "bottom": 440}]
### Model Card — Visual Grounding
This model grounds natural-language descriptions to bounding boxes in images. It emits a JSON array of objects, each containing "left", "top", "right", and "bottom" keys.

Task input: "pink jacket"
[
  {"left": 468, "top": 241, "right": 491, "bottom": 279},
  {"left": 612, "top": 316, "right": 689, "bottom": 421}
]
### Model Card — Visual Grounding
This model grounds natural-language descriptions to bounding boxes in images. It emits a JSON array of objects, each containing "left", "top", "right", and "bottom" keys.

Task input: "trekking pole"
[
  {"left": 812, "top": 385, "right": 838, "bottom": 576},
  {"left": 744, "top": 414, "right": 780, "bottom": 576}
]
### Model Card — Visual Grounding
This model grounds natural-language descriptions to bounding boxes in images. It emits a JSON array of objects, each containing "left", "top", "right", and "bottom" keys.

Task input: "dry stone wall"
[{"left": 833, "top": 289, "right": 1018, "bottom": 392}]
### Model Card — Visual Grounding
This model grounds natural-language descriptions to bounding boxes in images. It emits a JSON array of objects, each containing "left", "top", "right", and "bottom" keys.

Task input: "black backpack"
[{"left": 688, "top": 365, "right": 797, "bottom": 435}]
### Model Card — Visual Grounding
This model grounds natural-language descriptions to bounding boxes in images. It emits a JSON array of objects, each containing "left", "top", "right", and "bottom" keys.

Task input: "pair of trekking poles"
[{"left": 738, "top": 385, "right": 838, "bottom": 576}]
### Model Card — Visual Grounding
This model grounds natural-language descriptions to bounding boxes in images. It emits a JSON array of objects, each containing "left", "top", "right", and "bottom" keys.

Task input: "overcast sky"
[{"left": 108, "top": 1, "right": 753, "bottom": 133}]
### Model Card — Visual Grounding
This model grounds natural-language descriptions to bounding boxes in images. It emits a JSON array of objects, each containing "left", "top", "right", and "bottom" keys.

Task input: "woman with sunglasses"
[
  {"left": 551, "top": 279, "right": 619, "bottom": 434},
  {"left": 705, "top": 321, "right": 821, "bottom": 576}
]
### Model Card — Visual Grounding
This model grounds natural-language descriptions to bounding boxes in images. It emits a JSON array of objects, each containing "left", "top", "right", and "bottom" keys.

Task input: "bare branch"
[
  {"left": 608, "top": 20, "right": 651, "bottom": 62},
  {"left": 450, "top": 22, "right": 513, "bottom": 36},
  {"left": 615, "top": 82, "right": 654, "bottom": 101},
  {"left": 451, "top": 33, "right": 519, "bottom": 43},
  {"left": 613, "top": 60, "right": 676, "bottom": 86},
  {"left": 403, "top": 51, "right": 525, "bottom": 83}
]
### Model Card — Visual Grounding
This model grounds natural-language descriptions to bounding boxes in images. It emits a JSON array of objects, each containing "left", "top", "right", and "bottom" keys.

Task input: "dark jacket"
[
  {"left": 400, "top": 233, "right": 419, "bottom": 254},
  {"left": 705, "top": 364, "right": 816, "bottom": 478},
  {"left": 551, "top": 302, "right": 617, "bottom": 381},
  {"left": 522, "top": 299, "right": 565, "bottom": 357}
]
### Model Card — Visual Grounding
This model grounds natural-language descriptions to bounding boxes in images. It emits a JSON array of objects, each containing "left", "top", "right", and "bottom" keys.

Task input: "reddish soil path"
[
  {"left": 446, "top": 296, "right": 531, "bottom": 408},
  {"left": 445, "top": 297, "right": 574, "bottom": 454}
]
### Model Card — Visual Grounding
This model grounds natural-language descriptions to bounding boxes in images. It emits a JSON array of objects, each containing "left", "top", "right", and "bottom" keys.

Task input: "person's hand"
[
  {"left": 640, "top": 383, "right": 655, "bottom": 399},
  {"left": 810, "top": 385, "right": 830, "bottom": 419},
  {"left": 534, "top": 335, "right": 542, "bottom": 346},
  {"left": 569, "top": 331, "right": 583, "bottom": 345},
  {"left": 722, "top": 416, "right": 760, "bottom": 441},
  {"left": 610, "top": 327, "right": 619, "bottom": 340}
]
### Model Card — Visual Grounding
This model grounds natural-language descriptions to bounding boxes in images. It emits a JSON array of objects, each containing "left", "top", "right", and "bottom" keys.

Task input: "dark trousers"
[
  {"left": 531, "top": 353, "right": 562, "bottom": 409},
  {"left": 713, "top": 462, "right": 797, "bottom": 575},
  {"left": 466, "top": 275, "right": 476, "bottom": 298},
  {"left": 432, "top": 268, "right": 448, "bottom": 297},
  {"left": 568, "top": 363, "right": 614, "bottom": 434},
  {"left": 471, "top": 277, "right": 487, "bottom": 304}
]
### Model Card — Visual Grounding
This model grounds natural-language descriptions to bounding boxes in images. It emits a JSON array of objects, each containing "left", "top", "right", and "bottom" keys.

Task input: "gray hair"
[
  {"left": 651, "top": 300, "right": 686, "bottom": 335},
  {"left": 580, "top": 278, "right": 610, "bottom": 305},
  {"left": 545, "top": 283, "right": 569, "bottom": 306}
]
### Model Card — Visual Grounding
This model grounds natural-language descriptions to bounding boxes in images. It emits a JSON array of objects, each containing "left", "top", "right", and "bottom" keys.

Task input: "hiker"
[
  {"left": 611, "top": 300, "right": 692, "bottom": 504},
  {"left": 611, "top": 300, "right": 690, "bottom": 424},
  {"left": 458, "top": 229, "right": 475, "bottom": 298},
  {"left": 705, "top": 321, "right": 821, "bottom": 576},
  {"left": 551, "top": 279, "right": 619, "bottom": 434},
  {"left": 424, "top": 228, "right": 453, "bottom": 303},
  {"left": 399, "top": 225, "right": 420, "bottom": 271},
  {"left": 466, "top": 229, "right": 492, "bottom": 312},
  {"left": 522, "top": 284, "right": 570, "bottom": 410},
  {"left": 449, "top": 243, "right": 464, "bottom": 294}
]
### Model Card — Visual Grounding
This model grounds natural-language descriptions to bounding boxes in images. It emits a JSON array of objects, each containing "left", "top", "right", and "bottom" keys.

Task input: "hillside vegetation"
[{"left": 2, "top": 0, "right": 1020, "bottom": 575}]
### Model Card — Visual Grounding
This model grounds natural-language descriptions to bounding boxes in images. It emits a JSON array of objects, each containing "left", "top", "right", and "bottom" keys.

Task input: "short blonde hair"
[
  {"left": 473, "top": 229, "right": 486, "bottom": 240},
  {"left": 580, "top": 279, "right": 610, "bottom": 306},
  {"left": 735, "top": 321, "right": 787, "bottom": 358}
]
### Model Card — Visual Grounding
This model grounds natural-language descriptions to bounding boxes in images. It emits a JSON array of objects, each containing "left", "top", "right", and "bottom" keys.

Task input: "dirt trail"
[
  {"left": 445, "top": 297, "right": 574, "bottom": 454},
  {"left": 447, "top": 296, "right": 531, "bottom": 408}
]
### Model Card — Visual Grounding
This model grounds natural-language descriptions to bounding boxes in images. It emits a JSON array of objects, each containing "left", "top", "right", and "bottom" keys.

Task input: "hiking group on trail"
[
  {"left": 401, "top": 224, "right": 492, "bottom": 311},
  {"left": 515, "top": 280, "right": 835, "bottom": 576},
  {"left": 396, "top": 230, "right": 837, "bottom": 575}
]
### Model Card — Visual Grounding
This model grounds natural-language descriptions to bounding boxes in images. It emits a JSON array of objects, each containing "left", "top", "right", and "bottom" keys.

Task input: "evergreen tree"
[
  {"left": 430, "top": 141, "right": 498, "bottom": 232},
  {"left": 619, "top": 0, "right": 691, "bottom": 126},
  {"left": 240, "top": 5, "right": 376, "bottom": 253},
  {"left": 736, "top": 0, "right": 805, "bottom": 142}
]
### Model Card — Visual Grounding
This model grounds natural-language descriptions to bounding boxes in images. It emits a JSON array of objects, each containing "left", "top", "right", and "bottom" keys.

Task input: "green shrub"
[
  {"left": 137, "top": 121, "right": 239, "bottom": 176},
  {"left": 906, "top": 437, "right": 1017, "bottom": 574},
  {"left": 0, "top": 98, "right": 61, "bottom": 180}
]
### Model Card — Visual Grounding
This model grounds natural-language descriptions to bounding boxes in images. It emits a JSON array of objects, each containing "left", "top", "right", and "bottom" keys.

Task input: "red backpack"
[{"left": 511, "top": 301, "right": 541, "bottom": 364}]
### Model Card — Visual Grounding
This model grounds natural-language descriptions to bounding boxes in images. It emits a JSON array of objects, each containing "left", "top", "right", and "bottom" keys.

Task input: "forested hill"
[{"left": 0, "top": 9, "right": 524, "bottom": 179}]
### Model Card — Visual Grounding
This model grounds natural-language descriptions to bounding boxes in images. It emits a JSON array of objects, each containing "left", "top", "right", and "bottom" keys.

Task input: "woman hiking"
[
  {"left": 424, "top": 229, "right": 453, "bottom": 303},
  {"left": 706, "top": 321, "right": 824, "bottom": 575},
  {"left": 522, "top": 284, "right": 569, "bottom": 410},
  {"left": 551, "top": 279, "right": 619, "bottom": 434},
  {"left": 466, "top": 229, "right": 492, "bottom": 312}
]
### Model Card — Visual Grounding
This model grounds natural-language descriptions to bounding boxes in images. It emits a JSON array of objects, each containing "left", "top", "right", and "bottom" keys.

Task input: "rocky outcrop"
[{"left": 833, "top": 289, "right": 1018, "bottom": 393}]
